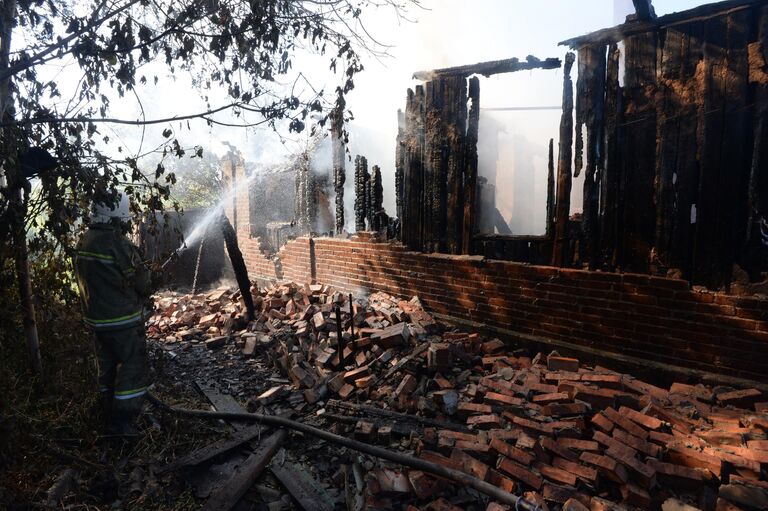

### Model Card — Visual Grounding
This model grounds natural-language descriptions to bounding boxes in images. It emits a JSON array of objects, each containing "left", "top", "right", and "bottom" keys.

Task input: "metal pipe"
[{"left": 146, "top": 392, "right": 539, "bottom": 509}]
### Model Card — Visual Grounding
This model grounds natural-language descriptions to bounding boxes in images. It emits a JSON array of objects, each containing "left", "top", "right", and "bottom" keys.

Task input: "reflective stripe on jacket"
[{"left": 74, "top": 222, "right": 151, "bottom": 331}]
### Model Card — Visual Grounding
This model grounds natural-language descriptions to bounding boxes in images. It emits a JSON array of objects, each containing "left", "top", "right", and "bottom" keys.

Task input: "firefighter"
[{"left": 74, "top": 192, "right": 152, "bottom": 437}]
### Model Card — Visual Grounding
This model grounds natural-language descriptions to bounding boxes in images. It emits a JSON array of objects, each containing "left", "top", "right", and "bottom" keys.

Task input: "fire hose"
[{"left": 146, "top": 392, "right": 541, "bottom": 510}]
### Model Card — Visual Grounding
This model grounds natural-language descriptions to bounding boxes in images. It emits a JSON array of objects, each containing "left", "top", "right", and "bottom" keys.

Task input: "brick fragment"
[
  {"left": 603, "top": 407, "right": 649, "bottom": 439},
  {"left": 557, "top": 438, "right": 599, "bottom": 452},
  {"left": 620, "top": 483, "right": 651, "bottom": 509},
  {"left": 487, "top": 469, "right": 517, "bottom": 493},
  {"left": 457, "top": 402, "right": 493, "bottom": 418},
  {"left": 534, "top": 461, "right": 577, "bottom": 486},
  {"left": 355, "top": 420, "right": 376, "bottom": 442},
  {"left": 618, "top": 406, "right": 663, "bottom": 430},
  {"left": 717, "top": 388, "right": 763, "bottom": 408},
  {"left": 552, "top": 456, "right": 598, "bottom": 483},
  {"left": 419, "top": 450, "right": 462, "bottom": 471},
  {"left": 539, "top": 437, "right": 579, "bottom": 462},
  {"left": 579, "top": 451, "right": 628, "bottom": 484},
  {"left": 338, "top": 383, "right": 355, "bottom": 399},
  {"left": 497, "top": 456, "right": 543, "bottom": 490},
  {"left": 611, "top": 428, "right": 661, "bottom": 458},
  {"left": 393, "top": 374, "right": 417, "bottom": 398},
  {"left": 666, "top": 443, "right": 723, "bottom": 477},
  {"left": 547, "top": 355, "right": 580, "bottom": 372},
  {"left": 408, "top": 471, "right": 445, "bottom": 500},
  {"left": 490, "top": 437, "right": 534, "bottom": 466},
  {"left": 450, "top": 448, "right": 489, "bottom": 481},
  {"left": 532, "top": 392, "right": 571, "bottom": 404},
  {"left": 484, "top": 392, "right": 524, "bottom": 407},
  {"left": 562, "top": 498, "right": 590, "bottom": 511},
  {"left": 590, "top": 413, "right": 614, "bottom": 434},
  {"left": 467, "top": 414, "right": 502, "bottom": 429},
  {"left": 646, "top": 458, "right": 712, "bottom": 490},
  {"left": 604, "top": 446, "right": 656, "bottom": 488},
  {"left": 541, "top": 402, "right": 590, "bottom": 417}
]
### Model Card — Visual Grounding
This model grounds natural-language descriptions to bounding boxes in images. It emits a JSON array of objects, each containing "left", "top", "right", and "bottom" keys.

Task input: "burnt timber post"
[{"left": 552, "top": 52, "right": 575, "bottom": 267}]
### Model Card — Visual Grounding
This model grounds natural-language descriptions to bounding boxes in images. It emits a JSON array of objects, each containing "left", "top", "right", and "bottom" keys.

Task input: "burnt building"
[{"left": 229, "top": 0, "right": 768, "bottom": 383}]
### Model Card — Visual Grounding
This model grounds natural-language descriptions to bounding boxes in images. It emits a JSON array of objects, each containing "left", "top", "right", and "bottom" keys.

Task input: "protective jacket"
[{"left": 74, "top": 222, "right": 150, "bottom": 331}]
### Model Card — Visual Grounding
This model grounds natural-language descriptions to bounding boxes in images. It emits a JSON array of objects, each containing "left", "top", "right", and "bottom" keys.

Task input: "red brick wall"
[
  {"left": 247, "top": 236, "right": 768, "bottom": 381},
  {"left": 239, "top": 236, "right": 279, "bottom": 281}
]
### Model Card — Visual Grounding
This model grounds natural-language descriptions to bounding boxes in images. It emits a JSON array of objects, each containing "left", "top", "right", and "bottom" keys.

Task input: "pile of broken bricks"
[{"left": 148, "top": 282, "right": 768, "bottom": 511}]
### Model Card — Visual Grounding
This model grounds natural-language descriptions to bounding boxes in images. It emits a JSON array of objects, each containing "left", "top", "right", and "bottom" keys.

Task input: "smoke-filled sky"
[{"left": 33, "top": 0, "right": 711, "bottom": 233}]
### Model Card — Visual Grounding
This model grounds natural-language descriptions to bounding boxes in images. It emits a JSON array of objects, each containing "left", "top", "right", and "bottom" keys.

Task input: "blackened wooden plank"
[
  {"left": 600, "top": 44, "right": 621, "bottom": 270},
  {"left": 271, "top": 452, "right": 336, "bottom": 511},
  {"left": 553, "top": 52, "right": 576, "bottom": 267},
  {"left": 546, "top": 138, "right": 555, "bottom": 239},
  {"left": 445, "top": 75, "right": 467, "bottom": 254},
  {"left": 577, "top": 45, "right": 607, "bottom": 270},
  {"left": 201, "top": 429, "right": 288, "bottom": 511},
  {"left": 196, "top": 380, "right": 249, "bottom": 430},
  {"left": 619, "top": 31, "right": 657, "bottom": 273},
  {"left": 413, "top": 56, "right": 561, "bottom": 80},
  {"left": 692, "top": 14, "right": 731, "bottom": 288},
  {"left": 160, "top": 424, "right": 267, "bottom": 474},
  {"left": 462, "top": 76, "right": 480, "bottom": 255}
]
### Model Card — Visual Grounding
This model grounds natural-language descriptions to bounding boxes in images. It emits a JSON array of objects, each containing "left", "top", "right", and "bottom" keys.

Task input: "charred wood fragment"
[
  {"left": 395, "top": 109, "right": 405, "bottom": 223},
  {"left": 219, "top": 213, "right": 255, "bottom": 321},
  {"left": 413, "top": 55, "right": 561, "bottom": 81},
  {"left": 577, "top": 45, "right": 607, "bottom": 270},
  {"left": 462, "top": 77, "right": 480, "bottom": 255},
  {"left": 600, "top": 44, "right": 621, "bottom": 270},
  {"left": 553, "top": 52, "right": 576, "bottom": 267},
  {"left": 332, "top": 106, "right": 346, "bottom": 235},
  {"left": 747, "top": 7, "right": 768, "bottom": 253},
  {"left": 445, "top": 76, "right": 468, "bottom": 254},
  {"left": 546, "top": 138, "right": 555, "bottom": 239},
  {"left": 354, "top": 155, "right": 369, "bottom": 232}
]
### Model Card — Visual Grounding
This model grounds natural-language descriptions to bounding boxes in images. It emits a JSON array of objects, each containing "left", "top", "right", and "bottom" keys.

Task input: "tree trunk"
[{"left": 1, "top": 0, "right": 42, "bottom": 376}]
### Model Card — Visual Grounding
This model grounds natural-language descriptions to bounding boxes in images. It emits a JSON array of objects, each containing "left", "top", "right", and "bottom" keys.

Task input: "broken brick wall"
[
  {"left": 246, "top": 236, "right": 768, "bottom": 382},
  {"left": 221, "top": 149, "right": 253, "bottom": 240},
  {"left": 240, "top": 236, "right": 280, "bottom": 281}
]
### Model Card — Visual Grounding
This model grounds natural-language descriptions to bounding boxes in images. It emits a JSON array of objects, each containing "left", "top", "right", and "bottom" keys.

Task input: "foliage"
[
  {"left": 0, "top": 0, "right": 418, "bottom": 260},
  {"left": 162, "top": 150, "right": 223, "bottom": 210}
]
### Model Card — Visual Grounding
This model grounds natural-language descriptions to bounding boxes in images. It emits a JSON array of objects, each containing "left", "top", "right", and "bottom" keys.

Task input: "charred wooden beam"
[
  {"left": 600, "top": 44, "right": 621, "bottom": 271},
  {"left": 462, "top": 77, "right": 480, "bottom": 255},
  {"left": 354, "top": 155, "right": 369, "bottom": 232},
  {"left": 413, "top": 55, "right": 561, "bottom": 81},
  {"left": 560, "top": 0, "right": 767, "bottom": 48},
  {"left": 369, "top": 165, "right": 385, "bottom": 232},
  {"left": 332, "top": 102, "right": 346, "bottom": 235},
  {"left": 395, "top": 109, "right": 405, "bottom": 223},
  {"left": 552, "top": 52, "right": 576, "bottom": 267},
  {"left": 546, "top": 138, "right": 555, "bottom": 239},
  {"left": 424, "top": 79, "right": 447, "bottom": 252},
  {"left": 201, "top": 430, "right": 287, "bottom": 511},
  {"left": 747, "top": 6, "right": 768, "bottom": 248},
  {"left": 577, "top": 45, "right": 607, "bottom": 270},
  {"left": 445, "top": 75, "right": 467, "bottom": 254},
  {"left": 402, "top": 86, "right": 426, "bottom": 250},
  {"left": 219, "top": 213, "right": 255, "bottom": 321}
]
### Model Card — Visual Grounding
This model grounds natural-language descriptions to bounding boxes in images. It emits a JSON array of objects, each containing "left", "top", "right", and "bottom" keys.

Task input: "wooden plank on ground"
[
  {"left": 201, "top": 429, "right": 288, "bottom": 511},
  {"left": 159, "top": 424, "right": 266, "bottom": 474},
  {"left": 196, "top": 380, "right": 249, "bottom": 430},
  {"left": 271, "top": 451, "right": 336, "bottom": 511}
]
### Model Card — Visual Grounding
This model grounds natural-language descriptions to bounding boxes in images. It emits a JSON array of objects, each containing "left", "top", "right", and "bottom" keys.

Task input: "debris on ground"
[{"left": 143, "top": 281, "right": 768, "bottom": 510}]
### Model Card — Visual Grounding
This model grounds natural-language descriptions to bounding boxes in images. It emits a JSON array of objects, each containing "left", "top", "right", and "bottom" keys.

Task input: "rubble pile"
[{"left": 148, "top": 283, "right": 768, "bottom": 511}]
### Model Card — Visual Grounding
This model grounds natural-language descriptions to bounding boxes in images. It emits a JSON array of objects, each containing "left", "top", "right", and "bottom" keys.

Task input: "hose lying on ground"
[{"left": 147, "top": 392, "right": 541, "bottom": 510}]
